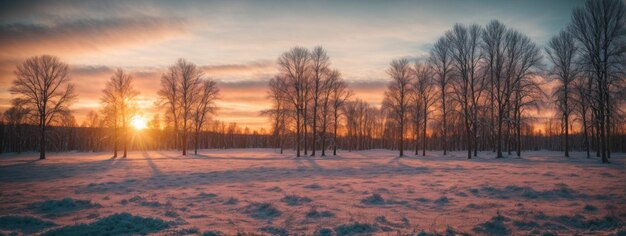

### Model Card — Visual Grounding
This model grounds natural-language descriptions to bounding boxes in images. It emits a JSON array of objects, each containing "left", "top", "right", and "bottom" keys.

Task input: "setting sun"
[{"left": 130, "top": 115, "right": 147, "bottom": 130}]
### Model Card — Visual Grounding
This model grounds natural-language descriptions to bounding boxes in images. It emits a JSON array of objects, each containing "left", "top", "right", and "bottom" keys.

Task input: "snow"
[{"left": 0, "top": 149, "right": 624, "bottom": 235}]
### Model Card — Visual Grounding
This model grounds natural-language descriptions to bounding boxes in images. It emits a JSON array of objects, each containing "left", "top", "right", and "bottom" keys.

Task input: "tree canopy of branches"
[
  {"left": 412, "top": 62, "right": 436, "bottom": 156},
  {"left": 9, "top": 55, "right": 76, "bottom": 159},
  {"left": 546, "top": 30, "right": 579, "bottom": 157},
  {"left": 446, "top": 24, "right": 484, "bottom": 159},
  {"left": 277, "top": 47, "right": 310, "bottom": 157},
  {"left": 193, "top": 80, "right": 220, "bottom": 155},
  {"left": 568, "top": 0, "right": 625, "bottom": 163},
  {"left": 266, "top": 46, "right": 351, "bottom": 157},
  {"left": 429, "top": 36, "right": 453, "bottom": 155},
  {"left": 383, "top": 58, "right": 412, "bottom": 157},
  {"left": 101, "top": 69, "right": 139, "bottom": 157},
  {"left": 158, "top": 59, "right": 218, "bottom": 156}
]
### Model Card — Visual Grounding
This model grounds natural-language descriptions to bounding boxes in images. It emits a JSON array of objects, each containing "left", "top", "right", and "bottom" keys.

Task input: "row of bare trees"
[
  {"left": 379, "top": 0, "right": 625, "bottom": 162},
  {"left": 158, "top": 59, "right": 220, "bottom": 155},
  {"left": 548, "top": 0, "right": 625, "bottom": 163},
  {"left": 264, "top": 46, "right": 351, "bottom": 157},
  {"left": 3, "top": 0, "right": 624, "bottom": 161},
  {"left": 259, "top": 1, "right": 624, "bottom": 161},
  {"left": 383, "top": 21, "right": 543, "bottom": 159},
  {"left": 4, "top": 55, "right": 220, "bottom": 158}
]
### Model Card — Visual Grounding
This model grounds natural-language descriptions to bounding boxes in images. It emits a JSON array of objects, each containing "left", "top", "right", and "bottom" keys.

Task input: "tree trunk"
[
  {"left": 414, "top": 123, "right": 419, "bottom": 156},
  {"left": 496, "top": 112, "right": 503, "bottom": 158},
  {"left": 321, "top": 117, "right": 327, "bottom": 156},
  {"left": 399, "top": 119, "right": 404, "bottom": 157},
  {"left": 583, "top": 113, "right": 590, "bottom": 158},
  {"left": 113, "top": 125, "right": 118, "bottom": 158},
  {"left": 564, "top": 114, "right": 569, "bottom": 157},
  {"left": 182, "top": 132, "right": 187, "bottom": 156},
  {"left": 303, "top": 107, "right": 308, "bottom": 155},
  {"left": 442, "top": 94, "right": 447, "bottom": 156},
  {"left": 466, "top": 128, "right": 472, "bottom": 159},
  {"left": 194, "top": 130, "right": 199, "bottom": 155},
  {"left": 516, "top": 118, "right": 521, "bottom": 157},
  {"left": 423, "top": 103, "right": 427, "bottom": 156},
  {"left": 39, "top": 118, "right": 46, "bottom": 160},
  {"left": 123, "top": 125, "right": 128, "bottom": 157},
  {"left": 333, "top": 113, "right": 338, "bottom": 156},
  {"left": 296, "top": 108, "right": 301, "bottom": 157},
  {"left": 311, "top": 101, "right": 317, "bottom": 156}
]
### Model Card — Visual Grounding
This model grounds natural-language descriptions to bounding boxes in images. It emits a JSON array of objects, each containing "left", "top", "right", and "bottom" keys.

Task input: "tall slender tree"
[
  {"left": 10, "top": 55, "right": 75, "bottom": 160},
  {"left": 383, "top": 58, "right": 412, "bottom": 157},
  {"left": 277, "top": 47, "right": 310, "bottom": 157},
  {"left": 429, "top": 37, "right": 453, "bottom": 155},
  {"left": 546, "top": 30, "right": 579, "bottom": 157},
  {"left": 158, "top": 59, "right": 204, "bottom": 156},
  {"left": 482, "top": 20, "right": 508, "bottom": 158},
  {"left": 309, "top": 46, "right": 331, "bottom": 156},
  {"left": 193, "top": 80, "right": 220, "bottom": 155},
  {"left": 331, "top": 78, "right": 351, "bottom": 156},
  {"left": 101, "top": 69, "right": 139, "bottom": 158},
  {"left": 446, "top": 24, "right": 484, "bottom": 159},
  {"left": 319, "top": 69, "right": 340, "bottom": 156},
  {"left": 413, "top": 62, "right": 436, "bottom": 156},
  {"left": 568, "top": 0, "right": 625, "bottom": 163}
]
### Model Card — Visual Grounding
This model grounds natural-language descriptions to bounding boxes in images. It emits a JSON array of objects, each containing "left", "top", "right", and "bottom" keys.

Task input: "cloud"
[
  {"left": 0, "top": 16, "right": 186, "bottom": 58},
  {"left": 201, "top": 60, "right": 275, "bottom": 75}
]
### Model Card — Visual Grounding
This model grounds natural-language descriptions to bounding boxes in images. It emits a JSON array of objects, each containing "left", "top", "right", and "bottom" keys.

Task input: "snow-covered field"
[{"left": 0, "top": 149, "right": 624, "bottom": 235}]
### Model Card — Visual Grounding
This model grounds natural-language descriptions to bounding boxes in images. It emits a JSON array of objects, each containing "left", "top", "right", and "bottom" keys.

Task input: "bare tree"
[
  {"left": 82, "top": 110, "right": 100, "bottom": 152},
  {"left": 3, "top": 99, "right": 31, "bottom": 126},
  {"left": 10, "top": 55, "right": 75, "bottom": 159},
  {"left": 446, "top": 24, "right": 484, "bottom": 159},
  {"left": 331, "top": 78, "right": 351, "bottom": 156},
  {"left": 572, "top": 76, "right": 592, "bottom": 158},
  {"left": 278, "top": 47, "right": 310, "bottom": 157},
  {"left": 3, "top": 99, "right": 32, "bottom": 153},
  {"left": 158, "top": 59, "right": 203, "bottom": 156},
  {"left": 319, "top": 69, "right": 340, "bottom": 156},
  {"left": 569, "top": 0, "right": 625, "bottom": 163},
  {"left": 263, "top": 76, "right": 289, "bottom": 154},
  {"left": 429, "top": 36, "right": 453, "bottom": 155},
  {"left": 413, "top": 62, "right": 436, "bottom": 156},
  {"left": 507, "top": 29, "right": 543, "bottom": 157},
  {"left": 546, "top": 30, "right": 579, "bottom": 157},
  {"left": 343, "top": 100, "right": 358, "bottom": 151},
  {"left": 383, "top": 58, "right": 412, "bottom": 157},
  {"left": 193, "top": 80, "right": 220, "bottom": 155},
  {"left": 158, "top": 67, "right": 180, "bottom": 150},
  {"left": 482, "top": 20, "right": 509, "bottom": 158},
  {"left": 309, "top": 46, "right": 331, "bottom": 156},
  {"left": 101, "top": 69, "right": 139, "bottom": 157},
  {"left": 178, "top": 60, "right": 203, "bottom": 156}
]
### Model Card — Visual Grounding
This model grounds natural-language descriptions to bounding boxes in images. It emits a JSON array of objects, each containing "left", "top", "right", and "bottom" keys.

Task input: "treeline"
[
  {"left": 0, "top": 122, "right": 274, "bottom": 153},
  {"left": 3, "top": 117, "right": 625, "bottom": 155},
  {"left": 3, "top": 56, "right": 221, "bottom": 159},
  {"left": 263, "top": 0, "right": 626, "bottom": 161},
  {"left": 2, "top": 0, "right": 625, "bottom": 162}
]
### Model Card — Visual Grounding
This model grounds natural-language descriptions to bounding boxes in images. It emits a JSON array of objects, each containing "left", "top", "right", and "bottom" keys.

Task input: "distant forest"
[{"left": 1, "top": 0, "right": 625, "bottom": 162}]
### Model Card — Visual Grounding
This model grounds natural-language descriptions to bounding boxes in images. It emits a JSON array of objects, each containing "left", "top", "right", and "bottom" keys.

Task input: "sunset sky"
[{"left": 0, "top": 0, "right": 583, "bottom": 130}]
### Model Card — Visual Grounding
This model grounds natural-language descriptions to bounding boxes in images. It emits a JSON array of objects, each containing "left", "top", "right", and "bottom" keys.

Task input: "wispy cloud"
[{"left": 0, "top": 16, "right": 187, "bottom": 58}]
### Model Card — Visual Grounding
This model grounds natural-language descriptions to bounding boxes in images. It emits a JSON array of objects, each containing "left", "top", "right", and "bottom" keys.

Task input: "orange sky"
[{"left": 0, "top": 0, "right": 582, "bottom": 130}]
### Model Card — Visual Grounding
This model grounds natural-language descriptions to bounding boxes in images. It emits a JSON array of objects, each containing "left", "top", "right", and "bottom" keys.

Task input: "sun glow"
[{"left": 130, "top": 115, "right": 147, "bottom": 130}]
